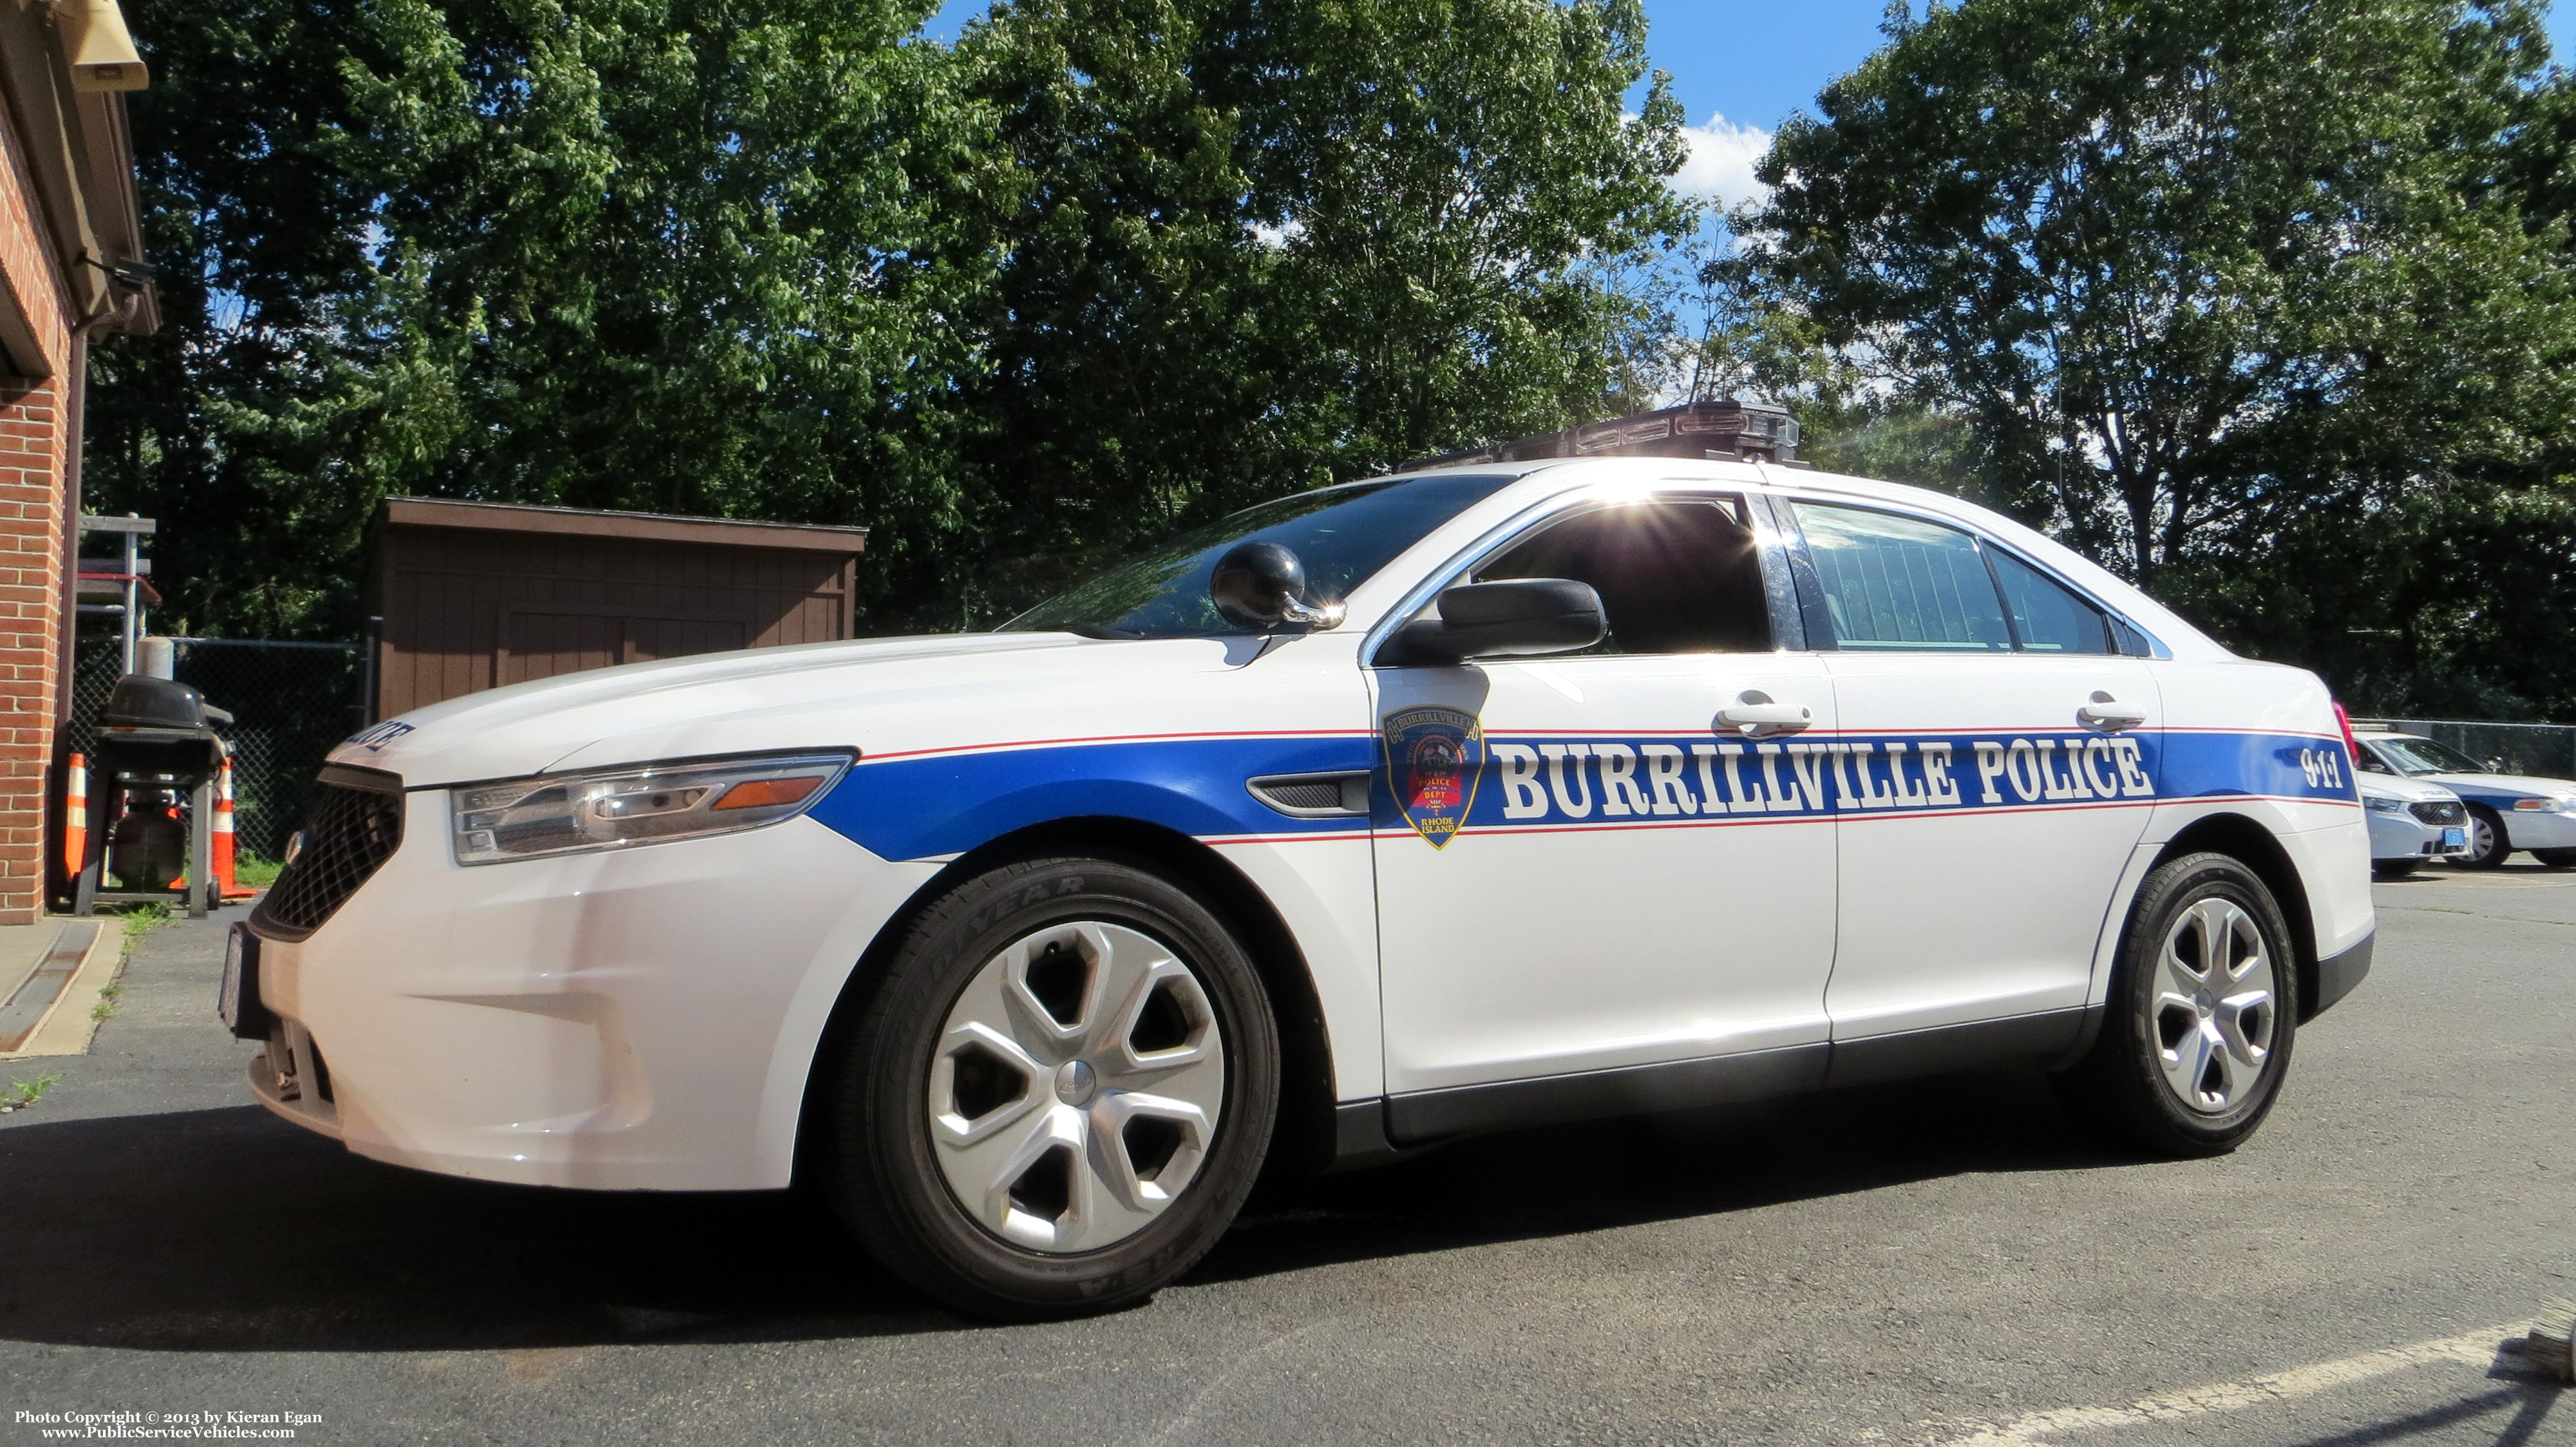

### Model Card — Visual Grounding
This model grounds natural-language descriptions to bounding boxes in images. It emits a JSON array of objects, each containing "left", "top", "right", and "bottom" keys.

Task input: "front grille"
[
  {"left": 251, "top": 782, "right": 405, "bottom": 940},
  {"left": 2410, "top": 800, "right": 2467, "bottom": 826}
]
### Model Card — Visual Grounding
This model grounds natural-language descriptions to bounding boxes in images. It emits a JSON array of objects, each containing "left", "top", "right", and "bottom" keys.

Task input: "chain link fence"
[
  {"left": 2353, "top": 717, "right": 2576, "bottom": 780},
  {"left": 68, "top": 637, "right": 363, "bottom": 860}
]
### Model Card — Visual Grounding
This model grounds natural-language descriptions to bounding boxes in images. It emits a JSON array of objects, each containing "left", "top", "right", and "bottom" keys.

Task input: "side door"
[
  {"left": 1368, "top": 491, "right": 1840, "bottom": 1135},
  {"left": 1773, "top": 498, "right": 2161, "bottom": 1068}
]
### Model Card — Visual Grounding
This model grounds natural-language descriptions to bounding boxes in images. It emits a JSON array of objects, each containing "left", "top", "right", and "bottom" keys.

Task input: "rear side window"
[
  {"left": 1790, "top": 502, "right": 2010, "bottom": 652},
  {"left": 1990, "top": 550, "right": 2112, "bottom": 654},
  {"left": 1472, "top": 498, "right": 1772, "bottom": 654}
]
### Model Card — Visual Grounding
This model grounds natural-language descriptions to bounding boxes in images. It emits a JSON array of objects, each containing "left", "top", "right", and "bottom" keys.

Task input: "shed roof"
[{"left": 381, "top": 497, "right": 867, "bottom": 554}]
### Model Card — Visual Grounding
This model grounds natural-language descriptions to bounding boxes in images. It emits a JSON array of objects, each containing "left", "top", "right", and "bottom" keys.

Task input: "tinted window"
[
  {"left": 1792, "top": 502, "right": 2010, "bottom": 652},
  {"left": 1991, "top": 550, "right": 2112, "bottom": 654},
  {"left": 1003, "top": 474, "right": 1515, "bottom": 638},
  {"left": 1472, "top": 499, "right": 1772, "bottom": 654}
]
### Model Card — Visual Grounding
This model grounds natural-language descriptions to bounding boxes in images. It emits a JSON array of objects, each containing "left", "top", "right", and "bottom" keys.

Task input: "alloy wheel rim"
[
  {"left": 927, "top": 921, "right": 1226, "bottom": 1254},
  {"left": 2473, "top": 815, "right": 2498, "bottom": 862},
  {"left": 2152, "top": 896, "right": 2276, "bottom": 1115}
]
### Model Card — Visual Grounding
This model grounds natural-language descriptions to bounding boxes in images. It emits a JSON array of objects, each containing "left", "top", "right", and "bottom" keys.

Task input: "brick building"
[{"left": 1, "top": 0, "right": 158, "bottom": 922}]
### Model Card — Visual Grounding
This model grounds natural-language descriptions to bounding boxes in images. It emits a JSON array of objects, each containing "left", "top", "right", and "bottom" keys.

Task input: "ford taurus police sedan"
[
  {"left": 2353, "top": 730, "right": 2576, "bottom": 870},
  {"left": 225, "top": 459, "right": 2372, "bottom": 1318},
  {"left": 2357, "top": 771, "right": 2469, "bottom": 879}
]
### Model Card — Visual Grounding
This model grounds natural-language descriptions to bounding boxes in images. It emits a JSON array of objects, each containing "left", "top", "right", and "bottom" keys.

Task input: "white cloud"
[{"left": 1671, "top": 112, "right": 1773, "bottom": 210}]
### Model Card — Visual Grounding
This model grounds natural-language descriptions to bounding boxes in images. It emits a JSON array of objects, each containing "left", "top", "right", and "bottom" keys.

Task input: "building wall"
[
  {"left": 0, "top": 90, "right": 76, "bottom": 926},
  {"left": 0, "top": 381, "right": 66, "bottom": 922}
]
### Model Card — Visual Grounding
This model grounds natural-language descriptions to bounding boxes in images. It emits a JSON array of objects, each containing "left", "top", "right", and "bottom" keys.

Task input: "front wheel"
[
  {"left": 2533, "top": 848, "right": 2576, "bottom": 869},
  {"left": 821, "top": 856, "right": 1279, "bottom": 1319},
  {"left": 2452, "top": 806, "right": 2511, "bottom": 869},
  {"left": 2057, "top": 852, "right": 2299, "bottom": 1157}
]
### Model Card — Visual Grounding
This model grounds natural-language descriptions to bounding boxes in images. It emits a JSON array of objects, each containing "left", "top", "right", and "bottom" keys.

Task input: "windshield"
[
  {"left": 1001, "top": 474, "right": 1517, "bottom": 638},
  {"left": 2370, "top": 736, "right": 2487, "bottom": 775}
]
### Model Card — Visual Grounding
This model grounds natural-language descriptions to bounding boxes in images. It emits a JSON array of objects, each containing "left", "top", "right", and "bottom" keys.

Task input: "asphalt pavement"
[{"left": 1, "top": 867, "right": 2568, "bottom": 1446}]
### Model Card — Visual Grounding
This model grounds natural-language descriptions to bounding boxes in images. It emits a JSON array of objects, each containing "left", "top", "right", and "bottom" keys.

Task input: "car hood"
[
  {"left": 327, "top": 632, "right": 1134, "bottom": 786},
  {"left": 2358, "top": 775, "right": 2458, "bottom": 802},
  {"left": 2419, "top": 771, "right": 2576, "bottom": 799}
]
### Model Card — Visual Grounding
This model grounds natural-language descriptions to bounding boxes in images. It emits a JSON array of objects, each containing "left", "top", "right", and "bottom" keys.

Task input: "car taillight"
[{"left": 2333, "top": 701, "right": 2364, "bottom": 768}]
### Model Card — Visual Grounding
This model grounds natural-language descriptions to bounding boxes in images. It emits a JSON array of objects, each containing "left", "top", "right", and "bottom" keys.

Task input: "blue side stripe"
[
  {"left": 808, "top": 736, "right": 1374, "bottom": 860},
  {"left": 805, "top": 728, "right": 2354, "bottom": 862}
]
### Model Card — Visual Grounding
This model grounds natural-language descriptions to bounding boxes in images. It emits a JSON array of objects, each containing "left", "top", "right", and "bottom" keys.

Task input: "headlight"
[
  {"left": 2511, "top": 795, "right": 2576, "bottom": 814},
  {"left": 451, "top": 751, "right": 854, "bottom": 865},
  {"left": 2365, "top": 795, "right": 2406, "bottom": 813}
]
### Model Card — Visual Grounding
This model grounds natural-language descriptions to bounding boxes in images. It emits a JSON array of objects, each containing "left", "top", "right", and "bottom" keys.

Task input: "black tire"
[
  {"left": 2371, "top": 859, "right": 2420, "bottom": 880},
  {"left": 2452, "top": 805, "right": 2511, "bottom": 869},
  {"left": 821, "top": 856, "right": 1279, "bottom": 1320},
  {"left": 2533, "top": 848, "right": 2576, "bottom": 869},
  {"left": 2057, "top": 852, "right": 2299, "bottom": 1157}
]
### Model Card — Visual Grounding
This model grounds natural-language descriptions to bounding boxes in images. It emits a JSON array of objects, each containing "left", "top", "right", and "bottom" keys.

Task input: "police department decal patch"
[{"left": 1383, "top": 706, "right": 1484, "bottom": 847}]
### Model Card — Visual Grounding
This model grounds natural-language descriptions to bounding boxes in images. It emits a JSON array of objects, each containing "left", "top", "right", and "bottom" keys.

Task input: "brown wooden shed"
[{"left": 370, "top": 497, "right": 868, "bottom": 719}]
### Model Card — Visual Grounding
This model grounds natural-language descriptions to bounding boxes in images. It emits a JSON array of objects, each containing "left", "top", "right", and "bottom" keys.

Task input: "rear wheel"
[
  {"left": 2533, "top": 848, "right": 2576, "bottom": 869},
  {"left": 822, "top": 856, "right": 1279, "bottom": 1319},
  {"left": 2058, "top": 852, "right": 2298, "bottom": 1157},
  {"left": 2452, "top": 806, "right": 2511, "bottom": 869},
  {"left": 2371, "top": 859, "right": 2420, "bottom": 880}
]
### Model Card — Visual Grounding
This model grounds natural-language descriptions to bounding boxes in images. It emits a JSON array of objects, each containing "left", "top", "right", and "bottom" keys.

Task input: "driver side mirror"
[{"left": 1376, "top": 579, "right": 1607, "bottom": 667}]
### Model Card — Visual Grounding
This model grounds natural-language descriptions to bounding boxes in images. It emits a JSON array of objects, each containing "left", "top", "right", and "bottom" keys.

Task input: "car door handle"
[
  {"left": 1717, "top": 695, "right": 1813, "bottom": 738},
  {"left": 2078, "top": 695, "right": 2148, "bottom": 732}
]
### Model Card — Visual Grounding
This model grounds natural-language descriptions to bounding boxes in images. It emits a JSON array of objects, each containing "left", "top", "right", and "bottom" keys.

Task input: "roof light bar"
[{"left": 1398, "top": 400, "right": 1801, "bottom": 474}]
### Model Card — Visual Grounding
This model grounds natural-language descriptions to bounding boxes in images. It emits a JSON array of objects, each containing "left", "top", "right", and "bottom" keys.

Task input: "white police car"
[
  {"left": 2357, "top": 771, "right": 2468, "bottom": 878},
  {"left": 2353, "top": 731, "right": 2576, "bottom": 870},
  {"left": 224, "top": 457, "right": 2372, "bottom": 1318}
]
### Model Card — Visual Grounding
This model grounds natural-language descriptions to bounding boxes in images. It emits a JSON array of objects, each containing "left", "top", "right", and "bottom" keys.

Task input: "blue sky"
[{"left": 919, "top": 1, "right": 2576, "bottom": 209}]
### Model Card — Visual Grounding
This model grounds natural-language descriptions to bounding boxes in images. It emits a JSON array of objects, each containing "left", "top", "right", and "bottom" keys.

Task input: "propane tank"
[{"left": 109, "top": 790, "right": 186, "bottom": 891}]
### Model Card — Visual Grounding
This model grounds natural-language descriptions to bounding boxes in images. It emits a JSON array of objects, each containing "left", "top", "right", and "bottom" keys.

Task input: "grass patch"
[
  {"left": 5, "top": 1072, "right": 61, "bottom": 1110},
  {"left": 89, "top": 983, "right": 122, "bottom": 1022},
  {"left": 234, "top": 854, "right": 284, "bottom": 888},
  {"left": 111, "top": 901, "right": 171, "bottom": 941}
]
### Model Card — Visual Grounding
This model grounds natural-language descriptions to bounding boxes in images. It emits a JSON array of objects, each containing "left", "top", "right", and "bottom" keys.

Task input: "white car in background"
[
  {"left": 224, "top": 457, "right": 2373, "bottom": 1319},
  {"left": 2354, "top": 732, "right": 2576, "bottom": 870},
  {"left": 2358, "top": 772, "right": 2468, "bottom": 879}
]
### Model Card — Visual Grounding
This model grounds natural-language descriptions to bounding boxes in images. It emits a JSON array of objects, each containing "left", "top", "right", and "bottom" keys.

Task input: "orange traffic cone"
[
  {"left": 214, "top": 759, "right": 254, "bottom": 900},
  {"left": 63, "top": 752, "right": 86, "bottom": 882}
]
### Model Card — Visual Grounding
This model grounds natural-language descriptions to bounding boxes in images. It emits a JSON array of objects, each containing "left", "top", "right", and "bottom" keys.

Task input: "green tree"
[
  {"left": 1732, "top": 0, "right": 2576, "bottom": 597},
  {"left": 92, "top": 0, "right": 996, "bottom": 634},
  {"left": 941, "top": 0, "right": 1692, "bottom": 625},
  {"left": 84, "top": 0, "right": 412, "bottom": 636},
  {"left": 94, "top": 0, "right": 1693, "bottom": 638}
]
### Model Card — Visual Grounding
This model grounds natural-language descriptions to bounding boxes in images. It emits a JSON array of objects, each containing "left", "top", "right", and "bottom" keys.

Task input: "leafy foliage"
[
  {"left": 90, "top": 0, "right": 1689, "bottom": 634},
  {"left": 1727, "top": 0, "right": 2576, "bottom": 715}
]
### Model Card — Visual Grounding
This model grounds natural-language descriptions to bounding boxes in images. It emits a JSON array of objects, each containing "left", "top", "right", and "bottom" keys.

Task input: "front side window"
[
  {"left": 1791, "top": 502, "right": 2011, "bottom": 652},
  {"left": 1002, "top": 474, "right": 1516, "bottom": 638},
  {"left": 1470, "top": 498, "right": 1773, "bottom": 654}
]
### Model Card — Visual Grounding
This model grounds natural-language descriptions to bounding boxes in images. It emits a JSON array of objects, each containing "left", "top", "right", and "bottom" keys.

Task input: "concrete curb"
[{"left": 1, "top": 920, "right": 124, "bottom": 1060}]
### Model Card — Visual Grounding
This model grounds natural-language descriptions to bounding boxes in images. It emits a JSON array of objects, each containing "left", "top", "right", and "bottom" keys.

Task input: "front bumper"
[
  {"left": 2503, "top": 808, "right": 2576, "bottom": 852},
  {"left": 2366, "top": 808, "right": 2467, "bottom": 862},
  {"left": 250, "top": 791, "right": 940, "bottom": 1190}
]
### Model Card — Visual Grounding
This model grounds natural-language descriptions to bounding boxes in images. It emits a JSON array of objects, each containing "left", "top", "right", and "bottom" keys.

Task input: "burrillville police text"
[{"left": 13, "top": 1411, "right": 314, "bottom": 1439}]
